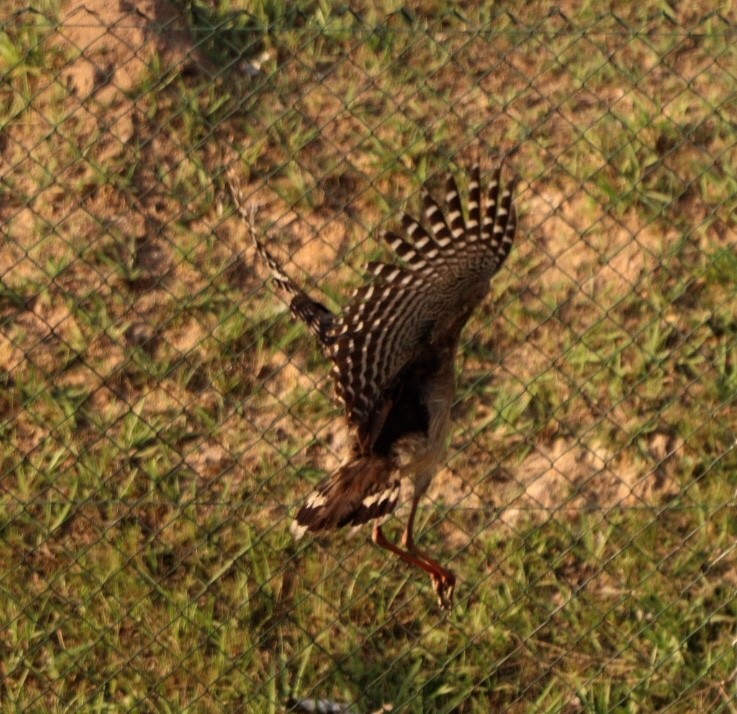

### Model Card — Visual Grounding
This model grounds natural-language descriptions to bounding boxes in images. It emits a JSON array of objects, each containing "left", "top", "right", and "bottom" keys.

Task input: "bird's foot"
[{"left": 430, "top": 569, "right": 456, "bottom": 610}]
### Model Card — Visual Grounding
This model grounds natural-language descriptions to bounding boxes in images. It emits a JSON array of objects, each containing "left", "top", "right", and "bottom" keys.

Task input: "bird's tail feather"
[{"left": 291, "top": 457, "right": 399, "bottom": 539}]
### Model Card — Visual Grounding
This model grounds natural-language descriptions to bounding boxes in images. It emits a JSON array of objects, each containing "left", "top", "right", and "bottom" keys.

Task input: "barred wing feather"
[{"left": 328, "top": 165, "right": 517, "bottom": 430}]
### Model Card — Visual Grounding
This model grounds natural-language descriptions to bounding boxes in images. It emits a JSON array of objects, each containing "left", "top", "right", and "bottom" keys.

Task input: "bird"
[{"left": 230, "top": 162, "right": 517, "bottom": 608}]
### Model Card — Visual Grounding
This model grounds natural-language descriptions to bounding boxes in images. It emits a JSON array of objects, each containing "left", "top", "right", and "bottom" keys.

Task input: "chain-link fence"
[{"left": 3, "top": 1, "right": 737, "bottom": 711}]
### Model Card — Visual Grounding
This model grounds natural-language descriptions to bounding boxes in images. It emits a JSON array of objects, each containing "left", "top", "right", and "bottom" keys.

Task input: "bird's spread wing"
[
  {"left": 229, "top": 172, "right": 338, "bottom": 350},
  {"left": 327, "top": 165, "right": 517, "bottom": 433},
  {"left": 254, "top": 239, "right": 338, "bottom": 349},
  {"left": 238, "top": 164, "right": 517, "bottom": 437}
]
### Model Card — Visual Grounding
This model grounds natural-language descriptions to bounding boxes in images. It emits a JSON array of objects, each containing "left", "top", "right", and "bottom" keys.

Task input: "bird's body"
[{"left": 233, "top": 163, "right": 517, "bottom": 607}]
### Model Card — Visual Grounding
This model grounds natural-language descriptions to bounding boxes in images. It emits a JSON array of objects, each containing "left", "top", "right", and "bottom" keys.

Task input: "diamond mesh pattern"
[{"left": 2, "top": 4, "right": 737, "bottom": 712}]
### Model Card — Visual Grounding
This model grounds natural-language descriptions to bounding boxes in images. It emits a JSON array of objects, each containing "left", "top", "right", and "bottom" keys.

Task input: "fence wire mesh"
[{"left": 2, "top": 1, "right": 737, "bottom": 712}]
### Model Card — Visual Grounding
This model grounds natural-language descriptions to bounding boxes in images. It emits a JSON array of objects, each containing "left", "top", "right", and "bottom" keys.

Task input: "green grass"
[{"left": 2, "top": 1, "right": 737, "bottom": 712}]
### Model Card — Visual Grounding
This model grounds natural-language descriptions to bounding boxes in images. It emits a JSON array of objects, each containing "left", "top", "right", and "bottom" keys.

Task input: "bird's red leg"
[
  {"left": 372, "top": 508, "right": 455, "bottom": 609},
  {"left": 401, "top": 495, "right": 455, "bottom": 607}
]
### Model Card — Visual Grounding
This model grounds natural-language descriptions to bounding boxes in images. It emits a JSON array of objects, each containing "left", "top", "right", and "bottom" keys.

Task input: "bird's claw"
[{"left": 431, "top": 571, "right": 456, "bottom": 610}]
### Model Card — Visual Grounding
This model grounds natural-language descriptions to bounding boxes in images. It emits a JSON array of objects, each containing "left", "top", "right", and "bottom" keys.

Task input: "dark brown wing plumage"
[{"left": 325, "top": 166, "right": 517, "bottom": 441}]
